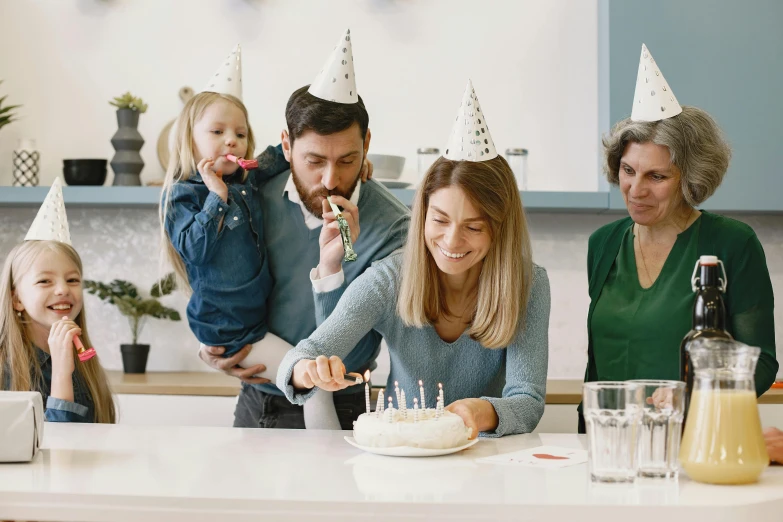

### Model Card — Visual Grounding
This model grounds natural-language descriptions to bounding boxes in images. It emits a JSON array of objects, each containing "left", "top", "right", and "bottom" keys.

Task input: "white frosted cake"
[{"left": 353, "top": 408, "right": 472, "bottom": 450}]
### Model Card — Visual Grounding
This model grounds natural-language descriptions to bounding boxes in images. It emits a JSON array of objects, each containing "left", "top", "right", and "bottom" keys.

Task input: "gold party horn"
[{"left": 327, "top": 196, "right": 357, "bottom": 262}]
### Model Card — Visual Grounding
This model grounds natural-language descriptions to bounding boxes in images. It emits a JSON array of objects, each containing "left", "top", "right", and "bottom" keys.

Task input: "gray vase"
[{"left": 110, "top": 108, "right": 144, "bottom": 186}]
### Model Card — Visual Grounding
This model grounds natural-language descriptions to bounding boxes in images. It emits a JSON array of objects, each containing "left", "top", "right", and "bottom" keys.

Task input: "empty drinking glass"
[
  {"left": 628, "top": 380, "right": 685, "bottom": 479},
  {"left": 583, "top": 382, "right": 644, "bottom": 483}
]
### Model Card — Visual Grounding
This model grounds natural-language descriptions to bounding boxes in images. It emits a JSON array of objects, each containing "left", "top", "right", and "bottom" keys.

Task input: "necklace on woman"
[{"left": 636, "top": 207, "right": 695, "bottom": 286}]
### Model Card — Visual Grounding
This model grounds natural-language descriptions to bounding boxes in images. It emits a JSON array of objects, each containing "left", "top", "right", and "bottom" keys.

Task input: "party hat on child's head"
[
  {"left": 203, "top": 44, "right": 243, "bottom": 100},
  {"left": 25, "top": 177, "right": 71, "bottom": 245},
  {"left": 308, "top": 29, "right": 358, "bottom": 104},
  {"left": 443, "top": 80, "right": 498, "bottom": 162},
  {"left": 631, "top": 44, "right": 682, "bottom": 122}
]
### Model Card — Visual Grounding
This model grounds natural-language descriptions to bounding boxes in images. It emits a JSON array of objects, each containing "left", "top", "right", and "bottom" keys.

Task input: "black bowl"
[{"left": 63, "top": 159, "right": 108, "bottom": 186}]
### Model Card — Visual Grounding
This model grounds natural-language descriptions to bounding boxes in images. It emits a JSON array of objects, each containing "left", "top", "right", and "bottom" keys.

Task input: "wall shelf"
[{"left": 0, "top": 186, "right": 612, "bottom": 213}]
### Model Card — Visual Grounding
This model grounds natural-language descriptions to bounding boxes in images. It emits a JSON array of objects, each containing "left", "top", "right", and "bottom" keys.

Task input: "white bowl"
[{"left": 368, "top": 154, "right": 405, "bottom": 180}]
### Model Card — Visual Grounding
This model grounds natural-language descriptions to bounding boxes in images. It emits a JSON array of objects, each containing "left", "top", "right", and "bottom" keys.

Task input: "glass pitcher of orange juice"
[{"left": 679, "top": 338, "right": 769, "bottom": 484}]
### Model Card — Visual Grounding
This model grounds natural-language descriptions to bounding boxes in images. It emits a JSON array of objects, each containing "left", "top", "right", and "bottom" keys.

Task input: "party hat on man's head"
[
  {"left": 308, "top": 29, "right": 358, "bottom": 104},
  {"left": 203, "top": 44, "right": 243, "bottom": 100},
  {"left": 25, "top": 177, "right": 71, "bottom": 245},
  {"left": 443, "top": 80, "right": 498, "bottom": 162},
  {"left": 631, "top": 44, "right": 682, "bottom": 122}
]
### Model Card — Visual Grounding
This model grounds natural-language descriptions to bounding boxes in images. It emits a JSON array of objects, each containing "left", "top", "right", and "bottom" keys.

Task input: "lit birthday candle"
[
  {"left": 376, "top": 389, "right": 385, "bottom": 417},
  {"left": 413, "top": 398, "right": 419, "bottom": 423},
  {"left": 394, "top": 381, "right": 401, "bottom": 409},
  {"left": 419, "top": 380, "right": 426, "bottom": 410},
  {"left": 387, "top": 396, "right": 394, "bottom": 423},
  {"left": 400, "top": 390, "right": 407, "bottom": 419},
  {"left": 435, "top": 397, "right": 443, "bottom": 419},
  {"left": 438, "top": 382, "right": 444, "bottom": 406}
]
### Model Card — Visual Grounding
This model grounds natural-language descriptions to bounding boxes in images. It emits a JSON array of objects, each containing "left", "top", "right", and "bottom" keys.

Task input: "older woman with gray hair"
[{"left": 579, "top": 45, "right": 778, "bottom": 433}]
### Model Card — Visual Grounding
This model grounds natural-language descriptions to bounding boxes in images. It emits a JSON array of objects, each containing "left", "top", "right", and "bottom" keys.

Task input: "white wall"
[{"left": 0, "top": 0, "right": 599, "bottom": 190}]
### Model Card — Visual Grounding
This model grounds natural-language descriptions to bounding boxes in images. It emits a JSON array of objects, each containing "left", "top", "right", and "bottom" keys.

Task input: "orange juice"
[{"left": 679, "top": 389, "right": 769, "bottom": 484}]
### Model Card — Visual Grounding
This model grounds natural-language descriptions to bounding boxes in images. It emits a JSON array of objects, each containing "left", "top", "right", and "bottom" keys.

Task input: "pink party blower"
[
  {"left": 225, "top": 154, "right": 258, "bottom": 170},
  {"left": 74, "top": 335, "right": 96, "bottom": 362}
]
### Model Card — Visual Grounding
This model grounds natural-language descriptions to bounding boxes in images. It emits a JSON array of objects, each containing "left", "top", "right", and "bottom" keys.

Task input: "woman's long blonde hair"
[
  {"left": 0, "top": 241, "right": 116, "bottom": 423},
  {"left": 397, "top": 156, "right": 533, "bottom": 349},
  {"left": 158, "top": 92, "right": 256, "bottom": 293}
]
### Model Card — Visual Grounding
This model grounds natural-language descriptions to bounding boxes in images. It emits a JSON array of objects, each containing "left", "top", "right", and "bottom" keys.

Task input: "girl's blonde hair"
[
  {"left": 0, "top": 240, "right": 116, "bottom": 424},
  {"left": 159, "top": 92, "right": 256, "bottom": 293},
  {"left": 397, "top": 156, "right": 533, "bottom": 349}
]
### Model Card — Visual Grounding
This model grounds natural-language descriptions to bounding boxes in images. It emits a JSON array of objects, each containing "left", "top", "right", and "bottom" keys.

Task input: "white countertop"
[{"left": 1, "top": 423, "right": 782, "bottom": 522}]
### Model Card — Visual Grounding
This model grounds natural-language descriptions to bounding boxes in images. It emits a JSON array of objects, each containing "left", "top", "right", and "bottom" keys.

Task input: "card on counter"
[{"left": 476, "top": 445, "right": 588, "bottom": 468}]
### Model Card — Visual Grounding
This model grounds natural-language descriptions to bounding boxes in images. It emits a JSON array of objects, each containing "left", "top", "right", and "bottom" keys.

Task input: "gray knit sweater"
[{"left": 277, "top": 252, "right": 551, "bottom": 437}]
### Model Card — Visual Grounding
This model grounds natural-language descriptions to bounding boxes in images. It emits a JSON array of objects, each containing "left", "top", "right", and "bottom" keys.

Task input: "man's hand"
[{"left": 198, "top": 343, "right": 270, "bottom": 385}]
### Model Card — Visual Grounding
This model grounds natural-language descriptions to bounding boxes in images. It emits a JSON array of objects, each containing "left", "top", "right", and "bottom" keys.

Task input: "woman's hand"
[
  {"left": 48, "top": 317, "right": 80, "bottom": 379},
  {"left": 764, "top": 427, "right": 783, "bottom": 464},
  {"left": 445, "top": 398, "right": 499, "bottom": 440},
  {"left": 292, "top": 355, "right": 363, "bottom": 392},
  {"left": 197, "top": 157, "right": 228, "bottom": 202},
  {"left": 317, "top": 195, "right": 360, "bottom": 278},
  {"left": 360, "top": 156, "right": 374, "bottom": 182},
  {"left": 648, "top": 387, "right": 674, "bottom": 409}
]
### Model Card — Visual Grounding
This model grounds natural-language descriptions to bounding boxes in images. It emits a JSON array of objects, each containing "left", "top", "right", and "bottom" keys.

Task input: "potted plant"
[
  {"left": 0, "top": 80, "right": 22, "bottom": 132},
  {"left": 84, "top": 273, "right": 180, "bottom": 374},
  {"left": 109, "top": 92, "right": 148, "bottom": 186}
]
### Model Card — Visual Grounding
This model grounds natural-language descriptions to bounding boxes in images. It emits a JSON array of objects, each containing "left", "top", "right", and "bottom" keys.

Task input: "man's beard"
[{"left": 291, "top": 162, "right": 362, "bottom": 218}]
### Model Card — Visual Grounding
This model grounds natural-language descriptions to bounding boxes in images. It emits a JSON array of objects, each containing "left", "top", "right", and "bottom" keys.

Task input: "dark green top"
[
  {"left": 591, "top": 218, "right": 700, "bottom": 381},
  {"left": 585, "top": 211, "right": 778, "bottom": 395}
]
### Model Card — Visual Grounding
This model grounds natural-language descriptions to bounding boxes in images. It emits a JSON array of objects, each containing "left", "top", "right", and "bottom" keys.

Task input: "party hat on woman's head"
[
  {"left": 631, "top": 44, "right": 682, "bottom": 122},
  {"left": 25, "top": 177, "right": 71, "bottom": 245},
  {"left": 443, "top": 80, "right": 498, "bottom": 162},
  {"left": 308, "top": 29, "right": 358, "bottom": 104},
  {"left": 203, "top": 44, "right": 243, "bottom": 100}
]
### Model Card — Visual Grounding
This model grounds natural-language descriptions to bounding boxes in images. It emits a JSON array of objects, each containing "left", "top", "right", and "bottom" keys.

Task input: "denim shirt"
[
  {"left": 163, "top": 146, "right": 290, "bottom": 353},
  {"left": 2, "top": 347, "right": 95, "bottom": 422}
]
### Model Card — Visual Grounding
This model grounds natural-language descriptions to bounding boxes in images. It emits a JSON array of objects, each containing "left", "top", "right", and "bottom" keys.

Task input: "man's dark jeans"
[{"left": 233, "top": 383, "right": 364, "bottom": 429}]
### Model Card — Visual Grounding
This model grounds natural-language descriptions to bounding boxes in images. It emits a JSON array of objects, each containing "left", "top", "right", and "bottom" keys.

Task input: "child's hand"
[
  {"left": 197, "top": 157, "right": 229, "bottom": 203},
  {"left": 48, "top": 317, "right": 81, "bottom": 378},
  {"left": 360, "top": 156, "right": 374, "bottom": 182}
]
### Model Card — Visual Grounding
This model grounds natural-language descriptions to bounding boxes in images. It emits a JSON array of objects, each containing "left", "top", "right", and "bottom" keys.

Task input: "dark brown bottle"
[{"left": 680, "top": 255, "right": 732, "bottom": 424}]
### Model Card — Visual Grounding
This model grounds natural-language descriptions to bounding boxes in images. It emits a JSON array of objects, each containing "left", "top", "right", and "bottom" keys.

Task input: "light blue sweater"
[{"left": 278, "top": 252, "right": 551, "bottom": 437}]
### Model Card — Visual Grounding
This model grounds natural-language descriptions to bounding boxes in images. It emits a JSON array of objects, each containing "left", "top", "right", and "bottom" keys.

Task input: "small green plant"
[
  {"left": 109, "top": 92, "right": 148, "bottom": 113},
  {"left": 84, "top": 273, "right": 180, "bottom": 345},
  {"left": 0, "top": 80, "right": 22, "bottom": 131}
]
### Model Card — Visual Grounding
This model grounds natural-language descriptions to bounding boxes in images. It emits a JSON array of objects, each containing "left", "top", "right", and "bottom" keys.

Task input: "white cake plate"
[{"left": 344, "top": 436, "right": 478, "bottom": 457}]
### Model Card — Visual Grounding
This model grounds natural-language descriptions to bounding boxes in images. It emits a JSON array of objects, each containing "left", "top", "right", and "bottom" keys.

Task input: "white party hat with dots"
[
  {"left": 203, "top": 44, "right": 243, "bottom": 100},
  {"left": 631, "top": 44, "right": 682, "bottom": 122},
  {"left": 443, "top": 80, "right": 498, "bottom": 162},
  {"left": 308, "top": 29, "right": 358, "bottom": 104},
  {"left": 25, "top": 177, "right": 71, "bottom": 245}
]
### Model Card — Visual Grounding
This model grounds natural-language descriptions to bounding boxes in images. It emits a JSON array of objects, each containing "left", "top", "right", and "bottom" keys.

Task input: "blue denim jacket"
[
  {"left": 2, "top": 347, "right": 95, "bottom": 422},
  {"left": 163, "top": 146, "right": 290, "bottom": 355}
]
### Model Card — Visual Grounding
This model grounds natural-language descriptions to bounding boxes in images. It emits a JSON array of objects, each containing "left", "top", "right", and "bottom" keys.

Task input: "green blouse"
[
  {"left": 585, "top": 211, "right": 778, "bottom": 395},
  {"left": 591, "top": 218, "right": 700, "bottom": 381}
]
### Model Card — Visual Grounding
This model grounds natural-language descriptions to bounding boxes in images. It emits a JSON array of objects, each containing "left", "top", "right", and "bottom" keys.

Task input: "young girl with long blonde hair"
[{"left": 1, "top": 240, "right": 115, "bottom": 423}]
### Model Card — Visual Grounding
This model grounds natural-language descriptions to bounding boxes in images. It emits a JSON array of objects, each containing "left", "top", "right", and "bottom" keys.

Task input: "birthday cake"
[{"left": 353, "top": 408, "right": 471, "bottom": 450}]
